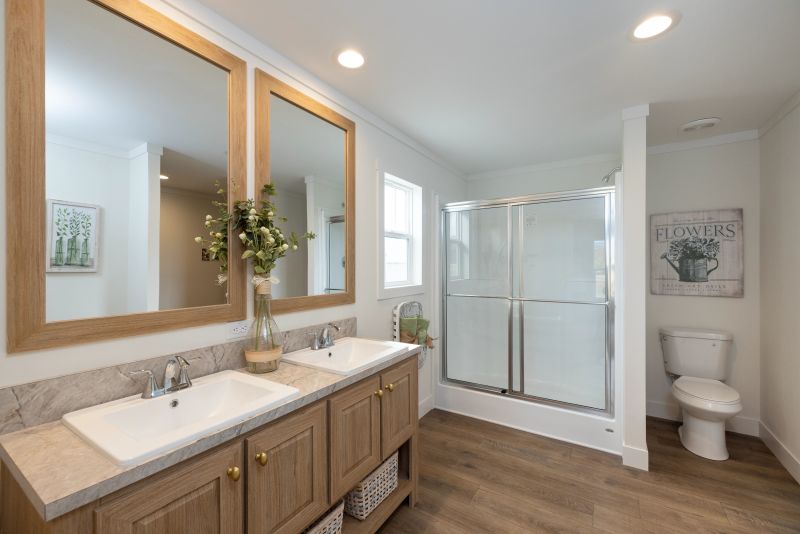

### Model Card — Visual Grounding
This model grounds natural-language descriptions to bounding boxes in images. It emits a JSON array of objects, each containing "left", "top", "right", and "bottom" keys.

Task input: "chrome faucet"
[
  {"left": 311, "top": 322, "right": 340, "bottom": 350},
  {"left": 128, "top": 356, "right": 194, "bottom": 399}
]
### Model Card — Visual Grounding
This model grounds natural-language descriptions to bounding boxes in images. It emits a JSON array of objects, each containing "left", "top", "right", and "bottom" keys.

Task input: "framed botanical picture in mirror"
[{"left": 46, "top": 200, "right": 100, "bottom": 273}]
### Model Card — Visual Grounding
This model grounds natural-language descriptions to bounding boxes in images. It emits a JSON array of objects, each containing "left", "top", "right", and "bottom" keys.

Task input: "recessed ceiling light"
[
  {"left": 160, "top": 174, "right": 169, "bottom": 180},
  {"left": 681, "top": 117, "right": 721, "bottom": 132},
  {"left": 632, "top": 13, "right": 678, "bottom": 40},
  {"left": 337, "top": 49, "right": 365, "bottom": 69}
]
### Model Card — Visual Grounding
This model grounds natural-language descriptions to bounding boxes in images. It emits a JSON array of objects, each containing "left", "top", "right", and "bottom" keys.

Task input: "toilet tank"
[{"left": 659, "top": 327, "right": 733, "bottom": 380}]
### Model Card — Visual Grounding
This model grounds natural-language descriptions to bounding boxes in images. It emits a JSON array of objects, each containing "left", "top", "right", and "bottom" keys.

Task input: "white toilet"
[{"left": 659, "top": 327, "right": 742, "bottom": 461}]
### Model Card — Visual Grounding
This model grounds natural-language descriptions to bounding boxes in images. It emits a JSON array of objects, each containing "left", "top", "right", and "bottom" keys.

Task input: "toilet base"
[{"left": 678, "top": 412, "right": 729, "bottom": 461}]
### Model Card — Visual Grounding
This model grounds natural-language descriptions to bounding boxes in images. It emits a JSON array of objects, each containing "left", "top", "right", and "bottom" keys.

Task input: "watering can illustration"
[
  {"left": 662, "top": 255, "right": 718, "bottom": 282},
  {"left": 660, "top": 237, "right": 720, "bottom": 283}
]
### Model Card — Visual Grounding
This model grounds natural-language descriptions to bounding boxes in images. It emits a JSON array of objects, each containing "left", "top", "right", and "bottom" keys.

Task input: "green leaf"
[
  {"left": 254, "top": 265, "right": 266, "bottom": 274},
  {"left": 241, "top": 250, "right": 255, "bottom": 259}
]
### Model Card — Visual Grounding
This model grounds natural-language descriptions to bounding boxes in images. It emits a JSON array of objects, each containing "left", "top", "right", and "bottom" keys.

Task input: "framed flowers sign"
[
  {"left": 46, "top": 200, "right": 100, "bottom": 273},
  {"left": 650, "top": 208, "right": 743, "bottom": 298}
]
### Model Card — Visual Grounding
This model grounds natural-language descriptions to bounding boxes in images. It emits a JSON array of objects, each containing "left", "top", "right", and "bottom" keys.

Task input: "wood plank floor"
[{"left": 380, "top": 410, "right": 800, "bottom": 533}]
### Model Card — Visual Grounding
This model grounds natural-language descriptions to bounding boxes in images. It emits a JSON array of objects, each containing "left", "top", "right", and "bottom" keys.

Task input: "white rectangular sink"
[
  {"left": 63, "top": 370, "right": 299, "bottom": 466},
  {"left": 281, "top": 337, "right": 413, "bottom": 376}
]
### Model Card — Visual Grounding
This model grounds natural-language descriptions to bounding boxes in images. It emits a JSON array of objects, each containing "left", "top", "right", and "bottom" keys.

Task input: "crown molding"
[
  {"left": 759, "top": 89, "right": 800, "bottom": 139},
  {"left": 647, "top": 130, "right": 758, "bottom": 155},
  {"left": 466, "top": 153, "right": 620, "bottom": 182}
]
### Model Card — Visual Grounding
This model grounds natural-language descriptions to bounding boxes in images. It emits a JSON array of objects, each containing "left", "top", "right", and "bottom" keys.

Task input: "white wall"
[
  {"left": 270, "top": 188, "right": 308, "bottom": 299},
  {"left": 759, "top": 98, "right": 800, "bottom": 481},
  {"left": 646, "top": 136, "right": 761, "bottom": 436},
  {"left": 0, "top": 0, "right": 467, "bottom": 411},
  {"left": 45, "top": 139, "right": 132, "bottom": 321},
  {"left": 465, "top": 154, "right": 620, "bottom": 200},
  {"left": 159, "top": 188, "right": 227, "bottom": 309}
]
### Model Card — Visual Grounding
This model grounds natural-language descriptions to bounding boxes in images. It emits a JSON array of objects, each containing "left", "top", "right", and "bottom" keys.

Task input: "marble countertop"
[{"left": 0, "top": 345, "right": 421, "bottom": 521}]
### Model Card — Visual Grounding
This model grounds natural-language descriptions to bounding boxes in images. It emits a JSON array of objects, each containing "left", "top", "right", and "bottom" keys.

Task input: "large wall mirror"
[
  {"left": 255, "top": 70, "right": 355, "bottom": 313},
  {"left": 6, "top": 0, "right": 247, "bottom": 351}
]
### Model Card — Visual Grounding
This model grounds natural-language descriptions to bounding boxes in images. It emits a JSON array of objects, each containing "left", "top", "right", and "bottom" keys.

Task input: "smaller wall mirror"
[{"left": 255, "top": 71, "right": 355, "bottom": 313}]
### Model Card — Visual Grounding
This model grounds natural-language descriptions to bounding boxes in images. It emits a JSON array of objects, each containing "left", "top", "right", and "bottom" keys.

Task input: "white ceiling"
[
  {"left": 45, "top": 0, "right": 228, "bottom": 194},
  {"left": 196, "top": 0, "right": 800, "bottom": 174}
]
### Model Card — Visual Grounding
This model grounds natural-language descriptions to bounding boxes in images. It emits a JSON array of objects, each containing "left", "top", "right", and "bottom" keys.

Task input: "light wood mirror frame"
[
  {"left": 255, "top": 70, "right": 356, "bottom": 313},
  {"left": 6, "top": 0, "right": 247, "bottom": 352}
]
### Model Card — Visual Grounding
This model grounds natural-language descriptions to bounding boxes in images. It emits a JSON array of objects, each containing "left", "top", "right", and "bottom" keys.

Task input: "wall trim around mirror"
[
  {"left": 254, "top": 69, "right": 356, "bottom": 313},
  {"left": 6, "top": 0, "right": 247, "bottom": 352}
]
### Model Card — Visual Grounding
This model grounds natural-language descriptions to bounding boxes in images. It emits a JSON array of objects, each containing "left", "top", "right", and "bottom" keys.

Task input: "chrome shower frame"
[{"left": 440, "top": 186, "right": 616, "bottom": 417}]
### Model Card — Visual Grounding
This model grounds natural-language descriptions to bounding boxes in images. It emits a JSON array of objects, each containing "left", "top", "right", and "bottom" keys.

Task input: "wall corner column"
[{"left": 620, "top": 104, "right": 650, "bottom": 470}]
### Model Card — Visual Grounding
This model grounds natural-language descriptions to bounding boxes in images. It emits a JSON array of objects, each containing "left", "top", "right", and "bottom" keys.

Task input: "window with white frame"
[{"left": 381, "top": 172, "right": 423, "bottom": 295}]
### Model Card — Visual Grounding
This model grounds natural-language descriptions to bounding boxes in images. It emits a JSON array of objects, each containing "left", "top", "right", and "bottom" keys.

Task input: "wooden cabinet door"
[
  {"left": 95, "top": 441, "right": 244, "bottom": 534},
  {"left": 246, "top": 402, "right": 328, "bottom": 534},
  {"left": 328, "top": 375, "right": 382, "bottom": 502},
  {"left": 380, "top": 357, "right": 418, "bottom": 459}
]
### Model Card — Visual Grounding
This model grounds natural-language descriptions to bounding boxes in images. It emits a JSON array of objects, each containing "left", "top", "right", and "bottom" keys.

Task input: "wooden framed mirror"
[
  {"left": 255, "top": 70, "right": 355, "bottom": 313},
  {"left": 6, "top": 0, "right": 247, "bottom": 352}
]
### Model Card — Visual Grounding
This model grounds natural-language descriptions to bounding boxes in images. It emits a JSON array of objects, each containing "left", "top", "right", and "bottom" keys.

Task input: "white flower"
[
  {"left": 268, "top": 236, "right": 275, "bottom": 244},
  {"left": 267, "top": 211, "right": 274, "bottom": 217},
  {"left": 248, "top": 215, "right": 255, "bottom": 221},
  {"left": 238, "top": 232, "right": 246, "bottom": 241},
  {"left": 194, "top": 236, "right": 203, "bottom": 243},
  {"left": 249, "top": 208, "right": 257, "bottom": 215},
  {"left": 205, "top": 214, "right": 213, "bottom": 221},
  {"left": 292, "top": 244, "right": 298, "bottom": 250},
  {"left": 204, "top": 221, "right": 211, "bottom": 227},
  {"left": 281, "top": 243, "right": 289, "bottom": 250},
  {"left": 215, "top": 232, "right": 223, "bottom": 239},
  {"left": 278, "top": 233, "right": 284, "bottom": 239},
  {"left": 209, "top": 231, "right": 215, "bottom": 236},
  {"left": 260, "top": 226, "right": 269, "bottom": 234}
]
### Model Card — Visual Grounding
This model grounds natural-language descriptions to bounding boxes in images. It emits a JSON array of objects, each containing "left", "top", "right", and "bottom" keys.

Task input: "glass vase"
[{"left": 244, "top": 281, "right": 283, "bottom": 373}]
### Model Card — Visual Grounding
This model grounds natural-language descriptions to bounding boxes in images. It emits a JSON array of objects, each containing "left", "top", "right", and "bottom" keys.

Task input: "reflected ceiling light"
[
  {"left": 337, "top": 49, "right": 365, "bottom": 69},
  {"left": 160, "top": 174, "right": 169, "bottom": 180},
  {"left": 632, "top": 13, "right": 678, "bottom": 40},
  {"left": 681, "top": 117, "right": 721, "bottom": 132}
]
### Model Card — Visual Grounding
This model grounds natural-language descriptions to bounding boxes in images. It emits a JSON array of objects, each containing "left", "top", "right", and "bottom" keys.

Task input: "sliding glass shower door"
[{"left": 442, "top": 188, "right": 614, "bottom": 414}]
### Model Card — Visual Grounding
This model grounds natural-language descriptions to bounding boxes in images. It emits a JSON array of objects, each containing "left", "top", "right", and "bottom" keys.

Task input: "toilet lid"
[{"left": 674, "top": 376, "right": 740, "bottom": 404}]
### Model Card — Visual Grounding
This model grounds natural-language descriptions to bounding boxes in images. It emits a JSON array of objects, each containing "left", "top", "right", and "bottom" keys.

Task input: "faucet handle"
[
  {"left": 306, "top": 332, "right": 321, "bottom": 350},
  {"left": 128, "top": 370, "right": 161, "bottom": 399},
  {"left": 174, "top": 356, "right": 194, "bottom": 388},
  {"left": 327, "top": 322, "right": 340, "bottom": 332}
]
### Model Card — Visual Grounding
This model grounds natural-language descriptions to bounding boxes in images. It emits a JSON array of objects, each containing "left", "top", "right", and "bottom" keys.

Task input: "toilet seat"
[{"left": 673, "top": 376, "right": 740, "bottom": 404}]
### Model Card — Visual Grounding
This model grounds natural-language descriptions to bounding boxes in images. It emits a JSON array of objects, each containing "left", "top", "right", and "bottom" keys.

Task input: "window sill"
[{"left": 378, "top": 284, "right": 425, "bottom": 301}]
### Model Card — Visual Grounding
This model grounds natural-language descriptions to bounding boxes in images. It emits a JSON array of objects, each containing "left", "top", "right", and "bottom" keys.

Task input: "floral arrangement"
[
  {"left": 661, "top": 236, "right": 720, "bottom": 261},
  {"left": 194, "top": 183, "right": 231, "bottom": 285},
  {"left": 195, "top": 183, "right": 314, "bottom": 286}
]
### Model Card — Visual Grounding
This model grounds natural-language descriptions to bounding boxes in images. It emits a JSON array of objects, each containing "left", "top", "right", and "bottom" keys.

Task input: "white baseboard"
[
  {"left": 647, "top": 400, "right": 760, "bottom": 437},
  {"left": 622, "top": 444, "right": 649, "bottom": 471},
  {"left": 419, "top": 395, "right": 434, "bottom": 418},
  {"left": 760, "top": 422, "right": 800, "bottom": 484}
]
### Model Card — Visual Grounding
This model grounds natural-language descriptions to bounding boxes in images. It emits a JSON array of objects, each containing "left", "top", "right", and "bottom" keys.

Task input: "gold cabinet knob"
[
  {"left": 255, "top": 452, "right": 268, "bottom": 466},
  {"left": 374, "top": 389, "right": 384, "bottom": 398},
  {"left": 226, "top": 466, "right": 241, "bottom": 482},
  {"left": 386, "top": 383, "right": 395, "bottom": 392}
]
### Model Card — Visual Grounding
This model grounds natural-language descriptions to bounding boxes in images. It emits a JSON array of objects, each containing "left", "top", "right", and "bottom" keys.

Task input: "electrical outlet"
[{"left": 228, "top": 320, "right": 249, "bottom": 339}]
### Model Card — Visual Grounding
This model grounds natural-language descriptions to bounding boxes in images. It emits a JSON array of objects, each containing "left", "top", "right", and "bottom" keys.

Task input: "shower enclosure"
[{"left": 442, "top": 187, "right": 614, "bottom": 414}]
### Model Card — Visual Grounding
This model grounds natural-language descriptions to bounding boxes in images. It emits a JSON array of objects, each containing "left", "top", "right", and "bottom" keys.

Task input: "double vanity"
[{"left": 0, "top": 338, "right": 420, "bottom": 533}]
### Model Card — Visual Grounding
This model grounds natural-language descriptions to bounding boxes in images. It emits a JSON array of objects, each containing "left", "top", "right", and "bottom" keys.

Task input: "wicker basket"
[
  {"left": 344, "top": 451, "right": 399, "bottom": 520},
  {"left": 304, "top": 501, "right": 344, "bottom": 534}
]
